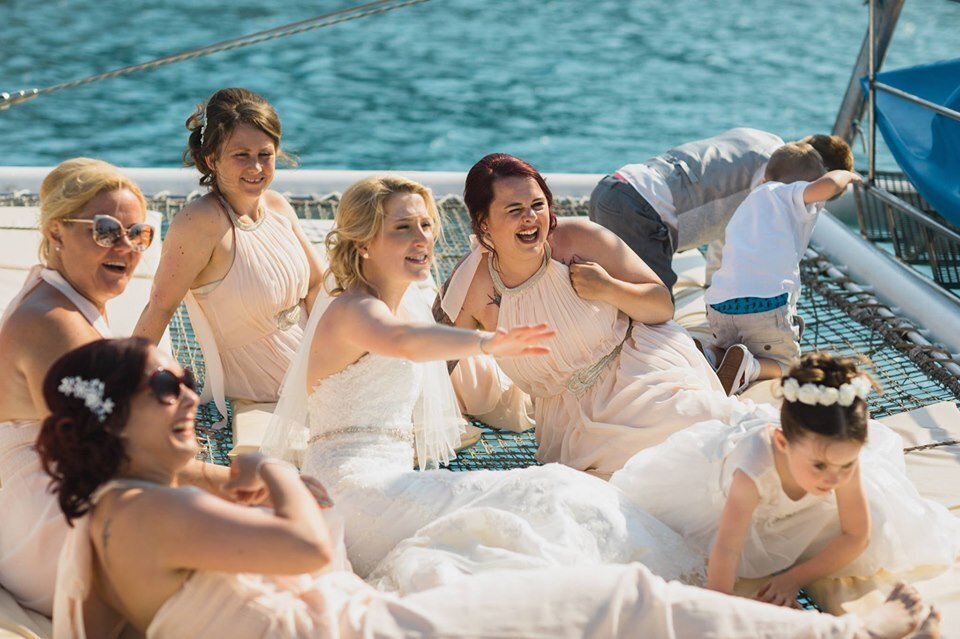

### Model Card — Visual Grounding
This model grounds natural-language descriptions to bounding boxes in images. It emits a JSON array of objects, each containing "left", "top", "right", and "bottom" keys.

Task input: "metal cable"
[{"left": 0, "top": 0, "right": 431, "bottom": 110}]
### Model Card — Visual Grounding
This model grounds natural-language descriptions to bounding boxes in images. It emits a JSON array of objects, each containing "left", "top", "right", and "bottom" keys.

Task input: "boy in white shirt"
[{"left": 705, "top": 142, "right": 862, "bottom": 394}]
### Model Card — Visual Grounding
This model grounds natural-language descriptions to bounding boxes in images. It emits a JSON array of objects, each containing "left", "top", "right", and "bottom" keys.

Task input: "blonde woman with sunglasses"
[{"left": 0, "top": 158, "right": 234, "bottom": 616}]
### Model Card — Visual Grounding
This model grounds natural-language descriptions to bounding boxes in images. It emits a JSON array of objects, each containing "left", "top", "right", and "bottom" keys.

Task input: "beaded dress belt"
[
  {"left": 308, "top": 426, "right": 413, "bottom": 446},
  {"left": 275, "top": 304, "right": 302, "bottom": 331},
  {"left": 565, "top": 334, "right": 628, "bottom": 398}
]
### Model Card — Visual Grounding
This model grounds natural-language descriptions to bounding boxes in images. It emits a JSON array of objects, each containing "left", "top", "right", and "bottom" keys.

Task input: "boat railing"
[
  {"left": 855, "top": 177, "right": 960, "bottom": 291},
  {"left": 846, "top": 0, "right": 960, "bottom": 293}
]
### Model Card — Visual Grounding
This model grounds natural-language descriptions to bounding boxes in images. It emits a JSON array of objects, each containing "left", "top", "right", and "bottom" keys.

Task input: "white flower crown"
[
  {"left": 58, "top": 376, "right": 115, "bottom": 423},
  {"left": 781, "top": 375, "right": 872, "bottom": 407}
]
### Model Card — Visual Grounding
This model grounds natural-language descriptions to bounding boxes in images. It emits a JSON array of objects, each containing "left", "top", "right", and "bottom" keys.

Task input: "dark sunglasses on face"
[
  {"left": 61, "top": 214, "right": 155, "bottom": 252},
  {"left": 143, "top": 368, "right": 197, "bottom": 405}
]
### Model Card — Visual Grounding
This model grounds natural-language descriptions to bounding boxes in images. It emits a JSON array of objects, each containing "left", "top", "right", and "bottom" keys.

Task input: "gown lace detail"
[
  {"left": 610, "top": 408, "right": 960, "bottom": 579},
  {"left": 301, "top": 353, "right": 705, "bottom": 591}
]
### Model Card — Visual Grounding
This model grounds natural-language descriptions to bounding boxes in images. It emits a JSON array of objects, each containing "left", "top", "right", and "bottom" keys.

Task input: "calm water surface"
[{"left": 1, "top": 0, "right": 958, "bottom": 172}]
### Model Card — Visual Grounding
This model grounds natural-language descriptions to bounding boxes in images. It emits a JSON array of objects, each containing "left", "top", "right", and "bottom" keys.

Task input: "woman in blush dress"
[
  {"left": 0, "top": 158, "right": 228, "bottom": 615},
  {"left": 135, "top": 87, "right": 324, "bottom": 421},
  {"left": 44, "top": 338, "right": 937, "bottom": 639},
  {"left": 439, "top": 153, "right": 750, "bottom": 478}
]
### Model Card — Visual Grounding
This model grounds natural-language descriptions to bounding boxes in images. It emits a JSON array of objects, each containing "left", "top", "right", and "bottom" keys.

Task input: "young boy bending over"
[{"left": 705, "top": 142, "right": 862, "bottom": 394}]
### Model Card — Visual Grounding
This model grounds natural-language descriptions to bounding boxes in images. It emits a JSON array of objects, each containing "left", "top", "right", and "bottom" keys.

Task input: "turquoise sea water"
[{"left": 1, "top": 0, "right": 958, "bottom": 172}]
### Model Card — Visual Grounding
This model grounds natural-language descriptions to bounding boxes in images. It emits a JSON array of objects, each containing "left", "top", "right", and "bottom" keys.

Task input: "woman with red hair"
[{"left": 440, "top": 153, "right": 747, "bottom": 478}]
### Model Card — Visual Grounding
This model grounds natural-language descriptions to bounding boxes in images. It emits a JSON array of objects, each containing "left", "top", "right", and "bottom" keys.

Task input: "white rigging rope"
[{"left": 0, "top": 0, "right": 432, "bottom": 111}]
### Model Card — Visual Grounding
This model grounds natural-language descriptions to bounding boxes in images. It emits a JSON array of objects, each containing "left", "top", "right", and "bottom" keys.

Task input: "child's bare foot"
[
  {"left": 858, "top": 583, "right": 925, "bottom": 639},
  {"left": 909, "top": 607, "right": 940, "bottom": 639}
]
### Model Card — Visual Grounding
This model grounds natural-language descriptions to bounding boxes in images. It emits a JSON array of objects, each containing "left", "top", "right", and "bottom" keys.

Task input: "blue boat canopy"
[{"left": 861, "top": 58, "right": 960, "bottom": 226}]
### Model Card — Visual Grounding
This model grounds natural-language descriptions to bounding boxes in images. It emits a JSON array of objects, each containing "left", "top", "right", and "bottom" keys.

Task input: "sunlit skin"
[
  {"left": 49, "top": 188, "right": 147, "bottom": 314},
  {"left": 360, "top": 192, "right": 435, "bottom": 292},
  {"left": 772, "top": 430, "right": 864, "bottom": 499},
  {"left": 483, "top": 176, "right": 552, "bottom": 287},
  {"left": 118, "top": 347, "right": 201, "bottom": 486},
  {"left": 207, "top": 122, "right": 277, "bottom": 221}
]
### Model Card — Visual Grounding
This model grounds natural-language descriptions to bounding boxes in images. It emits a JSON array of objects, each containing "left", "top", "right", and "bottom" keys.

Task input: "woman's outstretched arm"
[{"left": 320, "top": 294, "right": 553, "bottom": 363}]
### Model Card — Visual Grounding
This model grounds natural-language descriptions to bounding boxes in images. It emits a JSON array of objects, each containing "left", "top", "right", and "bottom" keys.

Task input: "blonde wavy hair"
[
  {"left": 325, "top": 176, "right": 441, "bottom": 296},
  {"left": 39, "top": 158, "right": 147, "bottom": 262}
]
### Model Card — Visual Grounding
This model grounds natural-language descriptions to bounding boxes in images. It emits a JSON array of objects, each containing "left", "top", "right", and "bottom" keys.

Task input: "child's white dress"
[{"left": 610, "top": 404, "right": 960, "bottom": 579}]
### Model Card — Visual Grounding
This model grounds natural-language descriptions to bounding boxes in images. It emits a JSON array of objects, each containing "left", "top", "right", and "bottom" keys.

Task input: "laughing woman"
[
  {"left": 440, "top": 153, "right": 749, "bottom": 478},
  {"left": 135, "top": 88, "right": 324, "bottom": 418},
  {"left": 0, "top": 158, "right": 155, "bottom": 615},
  {"left": 43, "top": 338, "right": 936, "bottom": 639}
]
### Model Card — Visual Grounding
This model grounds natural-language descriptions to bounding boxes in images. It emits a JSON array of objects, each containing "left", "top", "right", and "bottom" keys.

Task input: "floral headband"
[
  {"left": 58, "top": 376, "right": 114, "bottom": 423},
  {"left": 781, "top": 375, "right": 872, "bottom": 407}
]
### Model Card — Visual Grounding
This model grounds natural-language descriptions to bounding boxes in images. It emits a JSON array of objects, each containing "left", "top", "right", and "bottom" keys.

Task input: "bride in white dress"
[{"left": 263, "top": 175, "right": 702, "bottom": 591}]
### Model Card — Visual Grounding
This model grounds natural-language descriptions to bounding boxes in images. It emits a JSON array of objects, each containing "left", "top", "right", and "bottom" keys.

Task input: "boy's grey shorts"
[{"left": 706, "top": 304, "right": 802, "bottom": 374}]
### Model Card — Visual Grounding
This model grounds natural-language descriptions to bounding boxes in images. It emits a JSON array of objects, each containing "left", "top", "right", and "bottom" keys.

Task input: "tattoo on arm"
[
  {"left": 101, "top": 517, "right": 114, "bottom": 558},
  {"left": 486, "top": 292, "right": 501, "bottom": 308}
]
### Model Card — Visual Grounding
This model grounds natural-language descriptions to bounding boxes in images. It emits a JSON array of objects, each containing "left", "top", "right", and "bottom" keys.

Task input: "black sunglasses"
[
  {"left": 61, "top": 214, "right": 155, "bottom": 252},
  {"left": 143, "top": 368, "right": 197, "bottom": 405}
]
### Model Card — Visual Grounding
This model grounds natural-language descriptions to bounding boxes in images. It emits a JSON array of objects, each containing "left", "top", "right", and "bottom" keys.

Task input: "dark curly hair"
[
  {"left": 780, "top": 352, "right": 874, "bottom": 445},
  {"left": 183, "top": 87, "right": 297, "bottom": 188},
  {"left": 463, "top": 153, "right": 558, "bottom": 257},
  {"left": 35, "top": 338, "right": 152, "bottom": 525}
]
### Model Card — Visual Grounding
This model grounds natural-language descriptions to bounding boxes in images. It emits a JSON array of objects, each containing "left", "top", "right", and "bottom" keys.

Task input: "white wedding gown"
[{"left": 300, "top": 353, "right": 703, "bottom": 594}]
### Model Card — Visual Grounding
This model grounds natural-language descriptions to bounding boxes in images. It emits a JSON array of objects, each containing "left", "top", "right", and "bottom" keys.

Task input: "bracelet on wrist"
[{"left": 478, "top": 332, "right": 491, "bottom": 355}]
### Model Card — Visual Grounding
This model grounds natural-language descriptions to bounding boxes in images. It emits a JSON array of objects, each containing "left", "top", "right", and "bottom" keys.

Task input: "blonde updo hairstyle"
[
  {"left": 780, "top": 353, "right": 874, "bottom": 445},
  {"left": 325, "top": 176, "right": 441, "bottom": 296},
  {"left": 183, "top": 87, "right": 297, "bottom": 188},
  {"left": 39, "top": 158, "right": 147, "bottom": 263}
]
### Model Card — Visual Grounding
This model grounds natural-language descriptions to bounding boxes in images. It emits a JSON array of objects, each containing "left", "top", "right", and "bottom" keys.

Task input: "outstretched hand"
[
  {"left": 481, "top": 324, "right": 555, "bottom": 358},
  {"left": 757, "top": 574, "right": 802, "bottom": 608}
]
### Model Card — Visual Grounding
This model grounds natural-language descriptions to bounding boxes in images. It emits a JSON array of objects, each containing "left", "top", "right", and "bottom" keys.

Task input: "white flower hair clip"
[
  {"left": 781, "top": 375, "right": 872, "bottom": 407},
  {"left": 199, "top": 103, "right": 208, "bottom": 149},
  {"left": 58, "top": 376, "right": 115, "bottom": 423}
]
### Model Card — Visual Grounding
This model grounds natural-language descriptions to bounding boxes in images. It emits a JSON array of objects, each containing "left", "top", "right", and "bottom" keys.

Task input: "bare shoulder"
[
  {"left": 550, "top": 217, "right": 616, "bottom": 261},
  {"left": 92, "top": 484, "right": 212, "bottom": 544},
  {"left": 168, "top": 195, "right": 230, "bottom": 238},
  {"left": 2, "top": 285, "right": 99, "bottom": 363},
  {"left": 318, "top": 291, "right": 380, "bottom": 331},
  {"left": 264, "top": 190, "right": 298, "bottom": 222}
]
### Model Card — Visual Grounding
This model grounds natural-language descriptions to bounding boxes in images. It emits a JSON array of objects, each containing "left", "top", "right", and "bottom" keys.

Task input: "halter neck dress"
[
  {"left": 0, "top": 267, "right": 112, "bottom": 616},
  {"left": 54, "top": 479, "right": 866, "bottom": 639},
  {"left": 186, "top": 200, "right": 309, "bottom": 409},
  {"left": 488, "top": 247, "right": 743, "bottom": 477}
]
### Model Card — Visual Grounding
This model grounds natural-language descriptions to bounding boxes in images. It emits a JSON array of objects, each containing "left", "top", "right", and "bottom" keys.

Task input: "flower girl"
[{"left": 612, "top": 353, "right": 960, "bottom": 606}]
